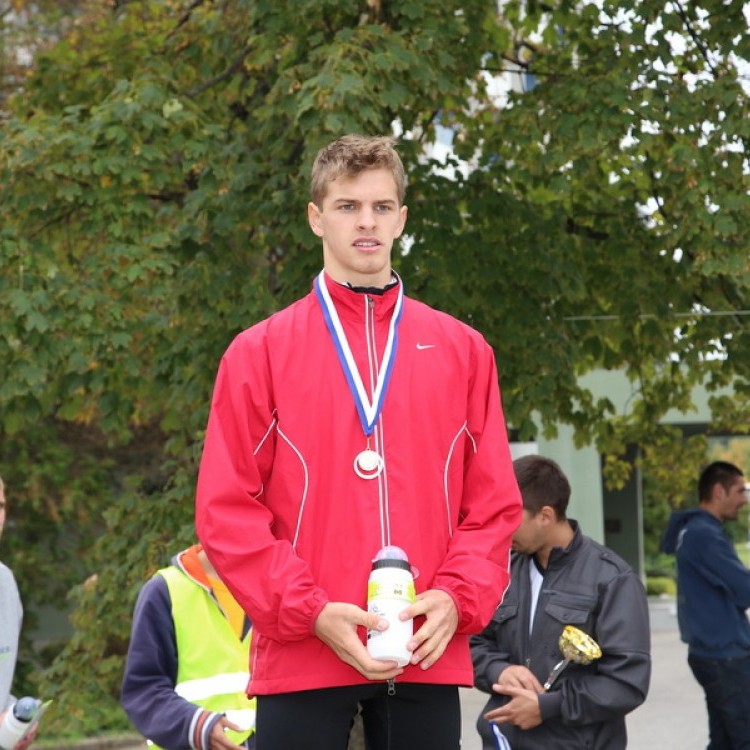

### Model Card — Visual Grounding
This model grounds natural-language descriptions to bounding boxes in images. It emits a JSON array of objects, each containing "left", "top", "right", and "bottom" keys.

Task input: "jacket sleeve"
[
  {"left": 120, "top": 576, "right": 223, "bottom": 750},
  {"left": 538, "top": 569, "right": 651, "bottom": 725},
  {"left": 470, "top": 620, "right": 513, "bottom": 694},
  {"left": 431, "top": 338, "right": 523, "bottom": 634},
  {"left": 195, "top": 332, "right": 328, "bottom": 643},
  {"left": 685, "top": 524, "right": 750, "bottom": 607}
]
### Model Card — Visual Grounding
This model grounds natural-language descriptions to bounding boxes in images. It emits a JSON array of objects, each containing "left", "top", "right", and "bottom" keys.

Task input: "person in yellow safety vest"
[{"left": 121, "top": 544, "right": 255, "bottom": 750}]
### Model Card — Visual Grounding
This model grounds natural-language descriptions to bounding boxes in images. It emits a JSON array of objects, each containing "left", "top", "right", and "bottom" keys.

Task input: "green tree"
[{"left": 0, "top": 0, "right": 748, "bottom": 736}]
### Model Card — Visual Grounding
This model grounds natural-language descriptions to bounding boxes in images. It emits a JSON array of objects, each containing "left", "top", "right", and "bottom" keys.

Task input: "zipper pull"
[{"left": 387, "top": 678, "right": 396, "bottom": 696}]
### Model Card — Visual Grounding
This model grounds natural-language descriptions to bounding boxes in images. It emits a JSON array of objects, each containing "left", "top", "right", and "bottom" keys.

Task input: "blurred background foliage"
[{"left": 0, "top": 0, "right": 749, "bottom": 737}]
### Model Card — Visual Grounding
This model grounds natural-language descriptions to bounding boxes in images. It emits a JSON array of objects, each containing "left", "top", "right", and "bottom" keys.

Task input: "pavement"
[{"left": 459, "top": 596, "right": 708, "bottom": 749}]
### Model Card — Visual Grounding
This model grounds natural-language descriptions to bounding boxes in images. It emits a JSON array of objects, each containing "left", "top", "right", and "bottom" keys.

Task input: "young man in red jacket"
[{"left": 195, "top": 134, "right": 522, "bottom": 749}]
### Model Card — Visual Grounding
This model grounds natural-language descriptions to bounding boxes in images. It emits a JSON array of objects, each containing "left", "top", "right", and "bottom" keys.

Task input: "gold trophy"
[{"left": 543, "top": 625, "right": 602, "bottom": 691}]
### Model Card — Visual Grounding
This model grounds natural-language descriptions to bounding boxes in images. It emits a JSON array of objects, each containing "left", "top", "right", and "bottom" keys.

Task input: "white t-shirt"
[{"left": 528, "top": 557, "right": 545, "bottom": 634}]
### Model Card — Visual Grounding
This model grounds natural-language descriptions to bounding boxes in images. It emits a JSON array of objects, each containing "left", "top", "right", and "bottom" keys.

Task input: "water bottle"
[
  {"left": 366, "top": 545, "right": 416, "bottom": 667},
  {"left": 0, "top": 697, "right": 41, "bottom": 750}
]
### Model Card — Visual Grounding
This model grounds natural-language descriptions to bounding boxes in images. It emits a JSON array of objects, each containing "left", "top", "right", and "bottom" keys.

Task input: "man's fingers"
[
  {"left": 314, "top": 601, "right": 405, "bottom": 680},
  {"left": 494, "top": 684, "right": 521, "bottom": 697},
  {"left": 502, "top": 675, "right": 542, "bottom": 692},
  {"left": 484, "top": 708, "right": 508, "bottom": 724},
  {"left": 401, "top": 589, "right": 458, "bottom": 669}
]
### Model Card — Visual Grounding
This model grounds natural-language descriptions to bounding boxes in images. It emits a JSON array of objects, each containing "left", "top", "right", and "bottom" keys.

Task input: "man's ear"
[
  {"left": 539, "top": 505, "right": 557, "bottom": 525},
  {"left": 710, "top": 482, "right": 727, "bottom": 503},
  {"left": 308, "top": 201, "right": 323, "bottom": 237},
  {"left": 394, "top": 204, "right": 408, "bottom": 238}
]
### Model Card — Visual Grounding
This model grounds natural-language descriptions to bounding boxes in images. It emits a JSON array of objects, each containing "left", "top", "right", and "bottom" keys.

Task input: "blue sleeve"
[
  {"left": 120, "top": 575, "right": 219, "bottom": 750},
  {"left": 684, "top": 524, "right": 750, "bottom": 607}
]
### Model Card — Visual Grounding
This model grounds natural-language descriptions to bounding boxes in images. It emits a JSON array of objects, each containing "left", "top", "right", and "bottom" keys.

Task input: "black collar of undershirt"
[
  {"left": 532, "top": 556, "right": 546, "bottom": 576},
  {"left": 346, "top": 279, "right": 399, "bottom": 296}
]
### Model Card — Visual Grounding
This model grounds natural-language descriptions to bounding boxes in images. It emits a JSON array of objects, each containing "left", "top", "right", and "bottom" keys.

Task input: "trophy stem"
[{"left": 543, "top": 657, "right": 571, "bottom": 691}]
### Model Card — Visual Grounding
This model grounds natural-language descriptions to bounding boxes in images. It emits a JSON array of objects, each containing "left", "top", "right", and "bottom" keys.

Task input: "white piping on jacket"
[
  {"left": 275, "top": 425, "right": 309, "bottom": 551},
  {"left": 253, "top": 412, "right": 310, "bottom": 550},
  {"left": 364, "top": 294, "right": 391, "bottom": 550},
  {"left": 444, "top": 422, "right": 477, "bottom": 538}
]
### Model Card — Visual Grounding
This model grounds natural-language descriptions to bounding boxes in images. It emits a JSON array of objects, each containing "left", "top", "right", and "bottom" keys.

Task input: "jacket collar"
[
  {"left": 547, "top": 520, "right": 583, "bottom": 567},
  {"left": 318, "top": 270, "right": 402, "bottom": 322},
  {"left": 173, "top": 544, "right": 211, "bottom": 589}
]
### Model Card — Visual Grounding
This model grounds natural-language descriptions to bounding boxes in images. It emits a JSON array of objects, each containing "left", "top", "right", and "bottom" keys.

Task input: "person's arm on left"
[
  {"left": 471, "top": 605, "right": 542, "bottom": 695},
  {"left": 0, "top": 564, "right": 22, "bottom": 712},
  {"left": 121, "top": 577, "right": 229, "bottom": 750},
  {"left": 404, "top": 338, "right": 523, "bottom": 667}
]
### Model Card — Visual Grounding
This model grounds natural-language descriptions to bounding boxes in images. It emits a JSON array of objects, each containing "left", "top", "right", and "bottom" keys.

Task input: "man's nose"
[{"left": 357, "top": 207, "right": 377, "bottom": 228}]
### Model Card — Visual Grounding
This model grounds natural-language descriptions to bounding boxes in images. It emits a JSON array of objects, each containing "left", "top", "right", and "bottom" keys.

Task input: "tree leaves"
[{"left": 0, "top": 0, "right": 749, "bottom": 733}]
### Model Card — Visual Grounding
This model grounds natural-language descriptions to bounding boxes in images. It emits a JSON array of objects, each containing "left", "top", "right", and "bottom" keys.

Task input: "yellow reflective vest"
[{"left": 154, "top": 565, "right": 255, "bottom": 749}]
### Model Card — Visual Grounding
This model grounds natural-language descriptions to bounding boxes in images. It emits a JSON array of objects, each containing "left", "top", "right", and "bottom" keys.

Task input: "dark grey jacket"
[{"left": 470, "top": 522, "right": 651, "bottom": 750}]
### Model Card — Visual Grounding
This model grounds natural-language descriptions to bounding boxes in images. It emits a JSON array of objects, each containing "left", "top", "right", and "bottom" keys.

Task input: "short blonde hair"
[{"left": 310, "top": 134, "right": 406, "bottom": 207}]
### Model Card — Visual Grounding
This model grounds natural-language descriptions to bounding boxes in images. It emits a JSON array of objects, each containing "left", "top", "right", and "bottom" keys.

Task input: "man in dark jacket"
[
  {"left": 662, "top": 460, "right": 750, "bottom": 749},
  {"left": 471, "top": 455, "right": 651, "bottom": 749}
]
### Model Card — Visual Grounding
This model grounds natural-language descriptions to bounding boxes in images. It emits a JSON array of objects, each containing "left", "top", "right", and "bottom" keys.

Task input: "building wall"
[{"left": 516, "top": 369, "right": 725, "bottom": 577}]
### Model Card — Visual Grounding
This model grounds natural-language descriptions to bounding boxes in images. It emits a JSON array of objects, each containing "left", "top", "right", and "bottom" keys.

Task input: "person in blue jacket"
[
  {"left": 662, "top": 460, "right": 750, "bottom": 750},
  {"left": 121, "top": 544, "right": 255, "bottom": 750}
]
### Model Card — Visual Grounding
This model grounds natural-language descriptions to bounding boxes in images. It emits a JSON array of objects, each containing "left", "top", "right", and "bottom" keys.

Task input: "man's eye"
[
  {"left": 339, "top": 203, "right": 354, "bottom": 211},
  {"left": 375, "top": 204, "right": 392, "bottom": 212}
]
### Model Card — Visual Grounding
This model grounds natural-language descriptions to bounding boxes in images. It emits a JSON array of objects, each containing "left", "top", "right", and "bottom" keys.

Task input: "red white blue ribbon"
[{"left": 314, "top": 270, "right": 403, "bottom": 436}]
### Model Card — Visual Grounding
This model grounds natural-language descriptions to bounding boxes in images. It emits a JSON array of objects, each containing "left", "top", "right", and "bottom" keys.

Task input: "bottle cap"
[
  {"left": 372, "top": 557, "right": 411, "bottom": 572},
  {"left": 13, "top": 697, "right": 40, "bottom": 722},
  {"left": 373, "top": 545, "right": 408, "bottom": 562}
]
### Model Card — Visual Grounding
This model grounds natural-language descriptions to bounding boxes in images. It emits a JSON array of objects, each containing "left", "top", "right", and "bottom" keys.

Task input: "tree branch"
[
  {"left": 184, "top": 44, "right": 253, "bottom": 98},
  {"left": 672, "top": 0, "right": 716, "bottom": 75},
  {"left": 166, "top": 0, "right": 206, "bottom": 40}
]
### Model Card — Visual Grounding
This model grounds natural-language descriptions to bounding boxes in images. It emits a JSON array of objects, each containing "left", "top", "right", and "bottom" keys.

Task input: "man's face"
[
  {"left": 716, "top": 476, "right": 748, "bottom": 522},
  {"left": 511, "top": 509, "right": 546, "bottom": 555},
  {"left": 308, "top": 167, "right": 407, "bottom": 289}
]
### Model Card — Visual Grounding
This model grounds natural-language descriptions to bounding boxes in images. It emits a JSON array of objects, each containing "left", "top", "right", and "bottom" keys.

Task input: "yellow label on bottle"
[{"left": 368, "top": 580, "right": 416, "bottom": 603}]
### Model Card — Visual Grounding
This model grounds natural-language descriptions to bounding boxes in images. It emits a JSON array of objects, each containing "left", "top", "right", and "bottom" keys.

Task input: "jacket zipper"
[{"left": 364, "top": 293, "right": 391, "bottom": 549}]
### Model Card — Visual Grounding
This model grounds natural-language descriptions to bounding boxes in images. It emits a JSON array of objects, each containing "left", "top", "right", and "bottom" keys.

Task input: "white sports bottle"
[
  {"left": 0, "top": 697, "right": 41, "bottom": 750},
  {"left": 366, "top": 545, "right": 416, "bottom": 667}
]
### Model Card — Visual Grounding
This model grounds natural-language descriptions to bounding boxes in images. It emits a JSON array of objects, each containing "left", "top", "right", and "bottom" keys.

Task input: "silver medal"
[{"left": 354, "top": 449, "right": 384, "bottom": 480}]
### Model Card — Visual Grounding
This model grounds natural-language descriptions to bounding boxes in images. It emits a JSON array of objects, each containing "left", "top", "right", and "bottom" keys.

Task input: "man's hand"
[
  {"left": 401, "top": 589, "right": 458, "bottom": 670},
  {"left": 495, "top": 664, "right": 544, "bottom": 692},
  {"left": 314, "top": 602, "right": 404, "bottom": 680},
  {"left": 485, "top": 684, "right": 543, "bottom": 730},
  {"left": 0, "top": 711, "right": 37, "bottom": 750},
  {"left": 14, "top": 734, "right": 35, "bottom": 750},
  {"left": 208, "top": 716, "right": 247, "bottom": 750}
]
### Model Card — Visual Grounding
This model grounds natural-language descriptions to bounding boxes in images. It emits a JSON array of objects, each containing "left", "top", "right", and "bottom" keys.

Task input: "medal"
[
  {"left": 354, "top": 449, "right": 384, "bottom": 480},
  {"left": 314, "top": 271, "right": 403, "bottom": 480}
]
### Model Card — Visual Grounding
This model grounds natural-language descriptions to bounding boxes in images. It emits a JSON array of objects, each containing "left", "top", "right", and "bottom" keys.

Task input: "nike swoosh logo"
[{"left": 416, "top": 343, "right": 436, "bottom": 350}]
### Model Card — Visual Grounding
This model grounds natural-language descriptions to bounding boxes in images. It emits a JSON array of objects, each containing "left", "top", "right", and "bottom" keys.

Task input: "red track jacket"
[{"left": 196, "top": 272, "right": 522, "bottom": 695}]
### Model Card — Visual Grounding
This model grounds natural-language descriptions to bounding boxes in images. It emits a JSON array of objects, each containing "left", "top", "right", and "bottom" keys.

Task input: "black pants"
[
  {"left": 688, "top": 652, "right": 750, "bottom": 749},
  {"left": 256, "top": 682, "right": 460, "bottom": 750}
]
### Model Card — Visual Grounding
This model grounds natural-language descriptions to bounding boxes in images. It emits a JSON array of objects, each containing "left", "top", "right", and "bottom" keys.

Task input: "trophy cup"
[{"left": 543, "top": 625, "right": 602, "bottom": 691}]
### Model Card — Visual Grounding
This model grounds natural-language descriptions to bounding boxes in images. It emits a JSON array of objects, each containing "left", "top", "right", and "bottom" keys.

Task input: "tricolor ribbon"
[
  {"left": 491, "top": 723, "right": 512, "bottom": 750},
  {"left": 313, "top": 270, "right": 403, "bottom": 436}
]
